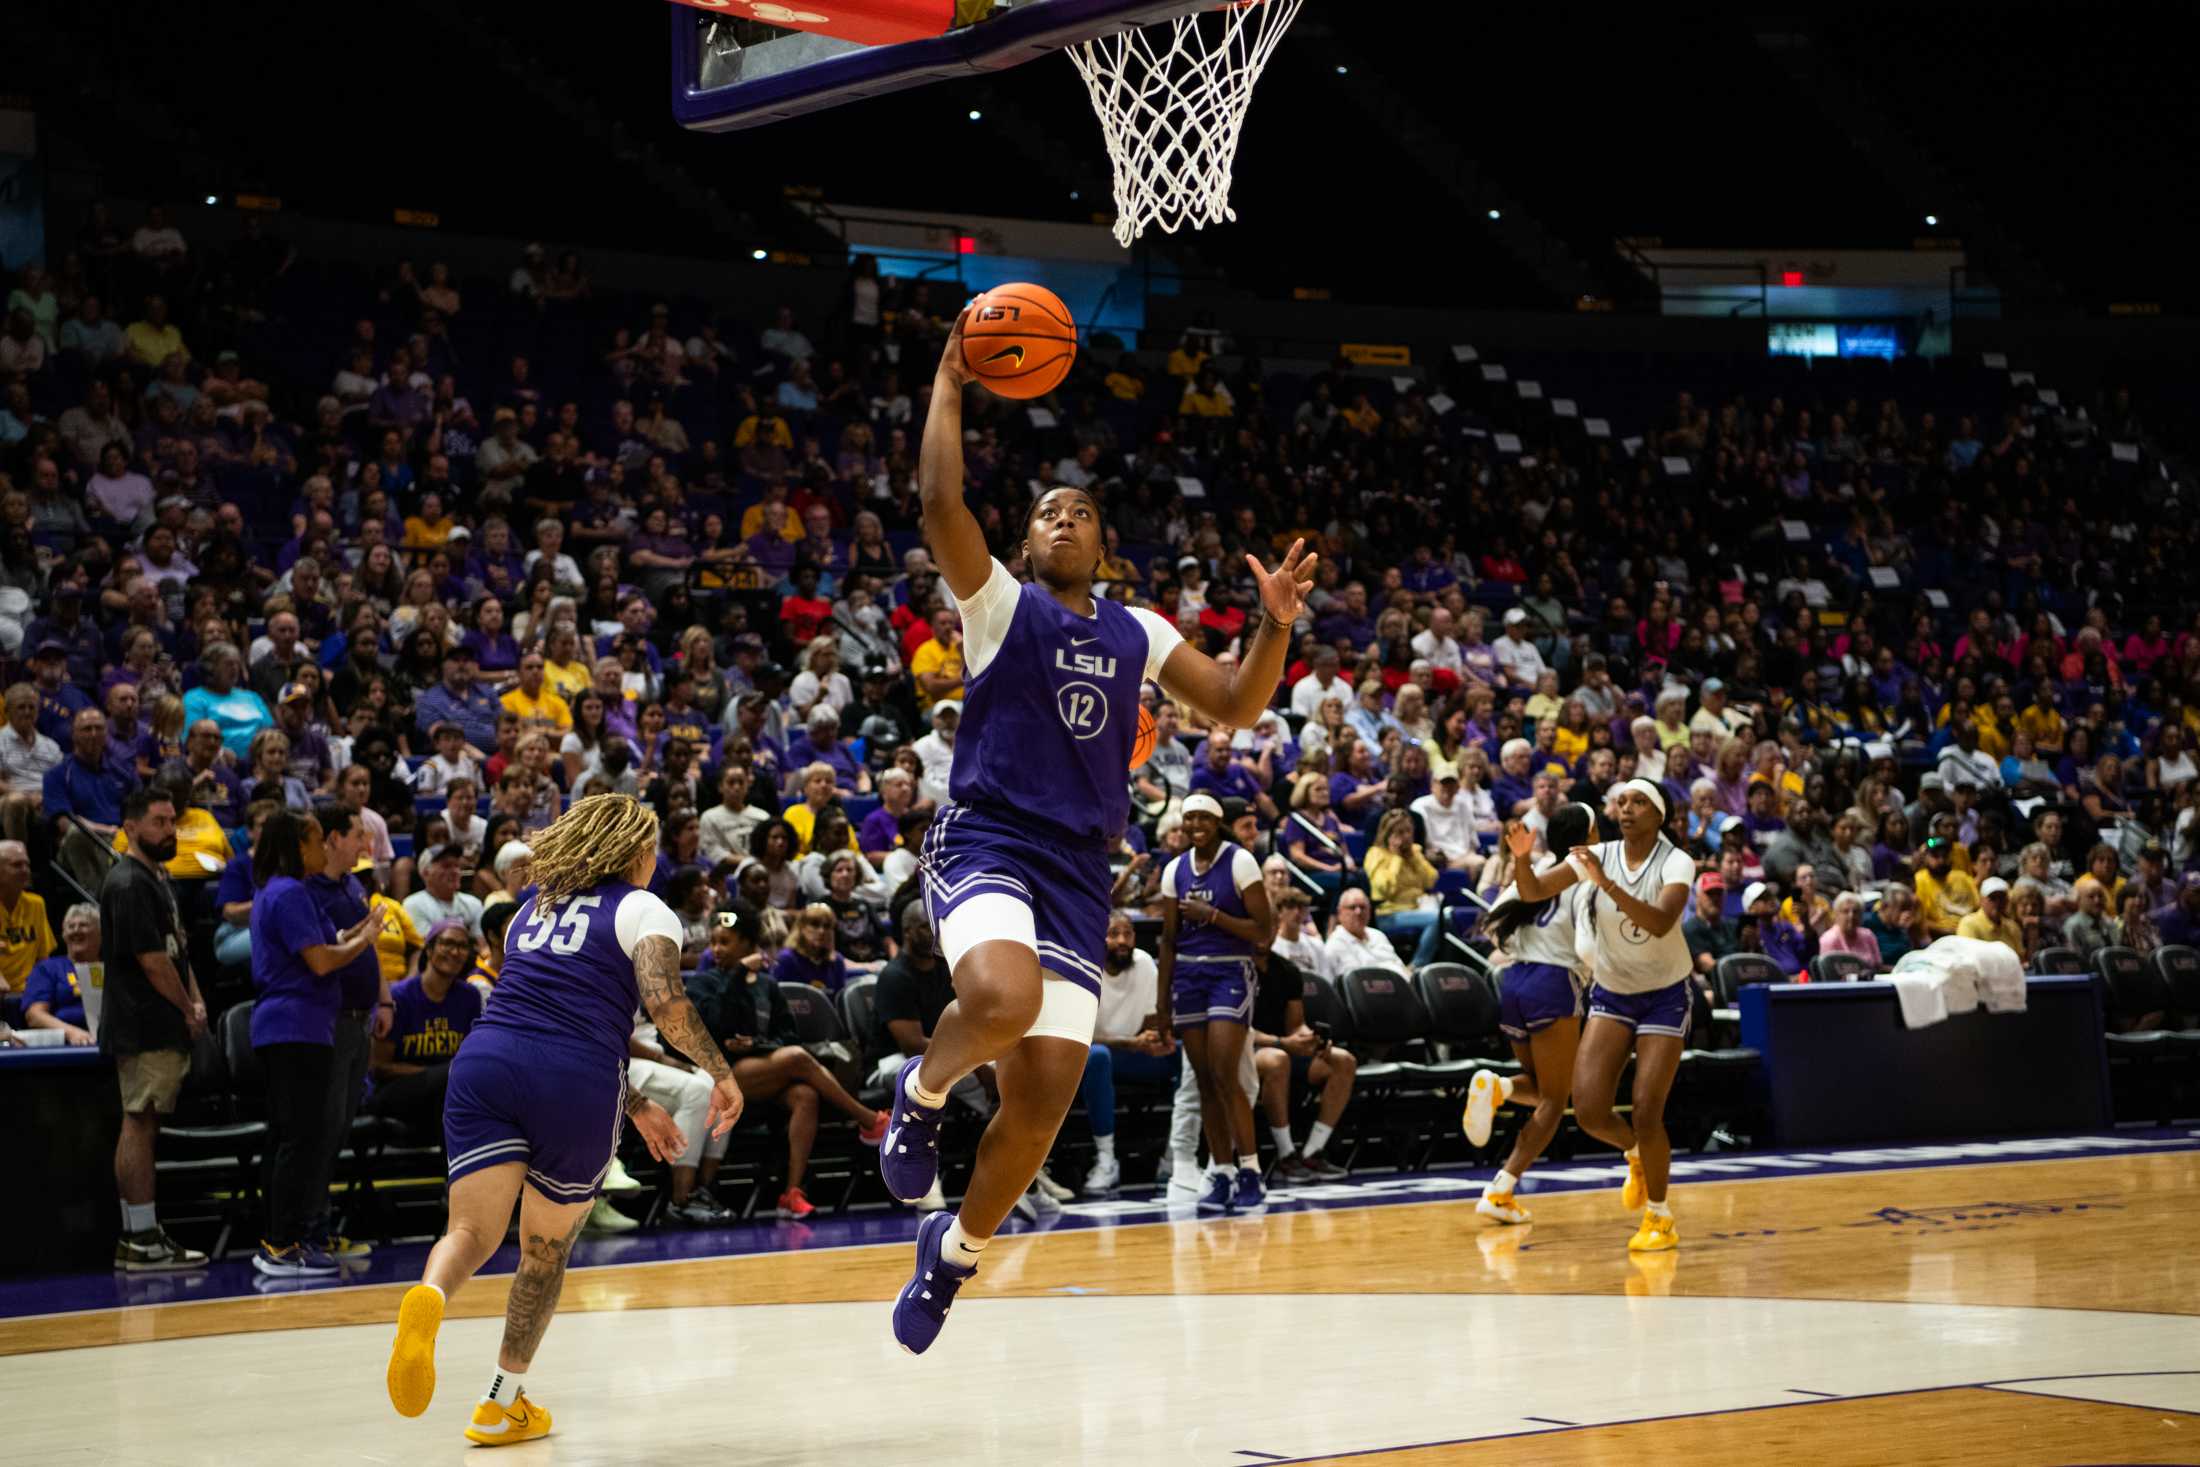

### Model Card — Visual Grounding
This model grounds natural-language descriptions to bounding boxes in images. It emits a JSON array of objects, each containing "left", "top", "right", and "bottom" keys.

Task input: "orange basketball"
[
  {"left": 1129, "top": 701, "right": 1157, "bottom": 771},
  {"left": 962, "top": 282, "right": 1077, "bottom": 400}
]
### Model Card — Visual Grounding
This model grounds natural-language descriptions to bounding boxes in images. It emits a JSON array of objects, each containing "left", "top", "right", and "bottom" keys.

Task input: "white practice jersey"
[
  {"left": 1495, "top": 856, "right": 1589, "bottom": 973},
  {"left": 1570, "top": 836, "right": 1696, "bottom": 994}
]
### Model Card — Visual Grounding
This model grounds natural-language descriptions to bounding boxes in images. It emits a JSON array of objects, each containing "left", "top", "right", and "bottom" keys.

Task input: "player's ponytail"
[
  {"left": 525, "top": 793, "right": 661, "bottom": 905},
  {"left": 1483, "top": 803, "right": 1596, "bottom": 947}
]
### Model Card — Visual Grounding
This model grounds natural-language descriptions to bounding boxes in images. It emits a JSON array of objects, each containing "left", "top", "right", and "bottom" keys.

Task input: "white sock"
[
  {"left": 485, "top": 1370, "right": 525, "bottom": 1405},
  {"left": 1498, "top": 1075, "right": 1516, "bottom": 1102},
  {"left": 423, "top": 1283, "right": 446, "bottom": 1301},
  {"left": 1489, "top": 1168, "right": 1519, "bottom": 1196},
  {"left": 908, "top": 1064, "right": 948, "bottom": 1110},
  {"left": 1625, "top": 1144, "right": 1640, "bottom": 1163},
  {"left": 1239, "top": 1156, "right": 1261, "bottom": 1175},
  {"left": 942, "top": 1217, "right": 988, "bottom": 1267},
  {"left": 1647, "top": 1199, "right": 1673, "bottom": 1219},
  {"left": 1170, "top": 1149, "right": 1198, "bottom": 1175},
  {"left": 1270, "top": 1125, "right": 1296, "bottom": 1157},
  {"left": 1208, "top": 1159, "right": 1235, "bottom": 1176},
  {"left": 121, "top": 1201, "right": 157, "bottom": 1234},
  {"left": 1093, "top": 1134, "right": 1116, "bottom": 1162},
  {"left": 1305, "top": 1121, "right": 1335, "bottom": 1157}
]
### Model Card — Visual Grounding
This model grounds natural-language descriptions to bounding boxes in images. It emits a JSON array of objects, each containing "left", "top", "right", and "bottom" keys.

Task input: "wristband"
[{"left": 1262, "top": 612, "right": 1292, "bottom": 634}]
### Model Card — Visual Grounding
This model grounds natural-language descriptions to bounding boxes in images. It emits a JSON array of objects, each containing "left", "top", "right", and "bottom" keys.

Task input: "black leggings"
[
  {"left": 259, "top": 1042, "right": 336, "bottom": 1250},
  {"left": 362, "top": 1064, "right": 453, "bottom": 1138}
]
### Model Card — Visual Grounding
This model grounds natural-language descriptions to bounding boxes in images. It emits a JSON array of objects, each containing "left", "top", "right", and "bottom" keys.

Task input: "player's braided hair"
[{"left": 525, "top": 793, "right": 660, "bottom": 906}]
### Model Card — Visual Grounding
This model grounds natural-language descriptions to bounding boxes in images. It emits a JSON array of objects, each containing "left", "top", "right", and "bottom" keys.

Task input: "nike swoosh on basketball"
[{"left": 981, "top": 344, "right": 1026, "bottom": 367}]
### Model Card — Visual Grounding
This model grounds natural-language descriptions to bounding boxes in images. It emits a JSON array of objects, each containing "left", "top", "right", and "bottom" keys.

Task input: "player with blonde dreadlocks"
[{"left": 385, "top": 794, "right": 745, "bottom": 1446}]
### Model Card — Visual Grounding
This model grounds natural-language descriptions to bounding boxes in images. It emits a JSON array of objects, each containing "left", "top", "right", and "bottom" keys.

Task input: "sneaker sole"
[
  {"left": 252, "top": 1255, "right": 339, "bottom": 1278},
  {"left": 115, "top": 1255, "right": 206, "bottom": 1272},
  {"left": 387, "top": 1284, "right": 444, "bottom": 1418},
  {"left": 1463, "top": 1073, "right": 1497, "bottom": 1146}
]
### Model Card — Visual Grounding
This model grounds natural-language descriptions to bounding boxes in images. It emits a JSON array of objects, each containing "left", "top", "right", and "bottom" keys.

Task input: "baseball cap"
[
  {"left": 422, "top": 918, "right": 473, "bottom": 949},
  {"left": 1181, "top": 792, "right": 1225, "bottom": 819},
  {"left": 279, "top": 683, "right": 312, "bottom": 704},
  {"left": 931, "top": 699, "right": 963, "bottom": 722},
  {"left": 1979, "top": 876, "right": 2010, "bottom": 898},
  {"left": 431, "top": 720, "right": 462, "bottom": 738},
  {"left": 1741, "top": 881, "right": 1770, "bottom": 910},
  {"left": 2140, "top": 841, "right": 2168, "bottom": 863},
  {"left": 1438, "top": 769, "right": 1460, "bottom": 785},
  {"left": 1716, "top": 814, "right": 1744, "bottom": 835},
  {"left": 493, "top": 841, "right": 534, "bottom": 878},
  {"left": 1503, "top": 608, "right": 1528, "bottom": 626},
  {"left": 1702, "top": 678, "right": 1726, "bottom": 694},
  {"left": 2180, "top": 871, "right": 2200, "bottom": 892},
  {"left": 1923, "top": 835, "right": 1952, "bottom": 851},
  {"left": 1697, "top": 872, "right": 1725, "bottom": 893},
  {"left": 1177, "top": 554, "right": 1201, "bottom": 570},
  {"left": 446, "top": 525, "right": 472, "bottom": 541},
  {"left": 1918, "top": 772, "right": 1944, "bottom": 791},
  {"left": 351, "top": 855, "right": 376, "bottom": 874},
  {"left": 30, "top": 639, "right": 68, "bottom": 659}
]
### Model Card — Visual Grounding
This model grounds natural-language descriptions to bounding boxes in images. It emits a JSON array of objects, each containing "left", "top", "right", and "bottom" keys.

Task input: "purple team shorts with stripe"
[
  {"left": 921, "top": 802, "right": 1112, "bottom": 996},
  {"left": 1171, "top": 958, "right": 1255, "bottom": 1030},
  {"left": 1498, "top": 961, "right": 1582, "bottom": 1040},
  {"left": 443, "top": 1029, "right": 627, "bottom": 1203},
  {"left": 1586, "top": 980, "right": 1693, "bottom": 1039}
]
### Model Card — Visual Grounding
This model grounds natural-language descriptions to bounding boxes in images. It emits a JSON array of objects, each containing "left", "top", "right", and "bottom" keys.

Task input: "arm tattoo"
[
  {"left": 634, "top": 934, "right": 733, "bottom": 1083},
  {"left": 500, "top": 1213, "right": 586, "bottom": 1369}
]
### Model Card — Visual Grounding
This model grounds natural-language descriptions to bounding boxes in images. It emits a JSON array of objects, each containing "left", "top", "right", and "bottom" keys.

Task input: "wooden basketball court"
[{"left": 3, "top": 1141, "right": 2194, "bottom": 1465}]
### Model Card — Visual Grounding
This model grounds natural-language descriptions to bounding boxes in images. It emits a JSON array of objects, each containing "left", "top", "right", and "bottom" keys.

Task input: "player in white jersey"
[
  {"left": 1507, "top": 778, "right": 1694, "bottom": 1251},
  {"left": 1462, "top": 803, "right": 1595, "bottom": 1224}
]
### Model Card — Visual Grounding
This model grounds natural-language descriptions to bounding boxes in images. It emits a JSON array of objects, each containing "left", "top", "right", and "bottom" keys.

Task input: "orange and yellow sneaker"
[
  {"left": 386, "top": 1283, "right": 443, "bottom": 1418},
  {"left": 1627, "top": 1208, "right": 1679, "bottom": 1253},
  {"left": 464, "top": 1391, "right": 552, "bottom": 1447},
  {"left": 1619, "top": 1151, "right": 1646, "bottom": 1212},
  {"left": 1475, "top": 1190, "right": 1531, "bottom": 1225}
]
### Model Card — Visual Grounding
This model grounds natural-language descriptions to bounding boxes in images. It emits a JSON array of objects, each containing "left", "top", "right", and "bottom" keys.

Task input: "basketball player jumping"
[
  {"left": 1464, "top": 802, "right": 1597, "bottom": 1224},
  {"left": 1505, "top": 779, "right": 1694, "bottom": 1251},
  {"left": 385, "top": 794, "right": 744, "bottom": 1444},
  {"left": 883, "top": 306, "right": 1313, "bottom": 1353}
]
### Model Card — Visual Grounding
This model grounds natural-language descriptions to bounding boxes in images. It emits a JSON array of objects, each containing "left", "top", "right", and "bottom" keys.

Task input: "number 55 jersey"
[{"left": 443, "top": 881, "right": 683, "bottom": 1200}]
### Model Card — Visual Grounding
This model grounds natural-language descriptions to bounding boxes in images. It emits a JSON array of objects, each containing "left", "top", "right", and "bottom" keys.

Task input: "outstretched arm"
[
  {"left": 1157, "top": 540, "right": 1317, "bottom": 730},
  {"left": 634, "top": 934, "right": 745, "bottom": 1135},
  {"left": 918, "top": 309, "right": 993, "bottom": 604}
]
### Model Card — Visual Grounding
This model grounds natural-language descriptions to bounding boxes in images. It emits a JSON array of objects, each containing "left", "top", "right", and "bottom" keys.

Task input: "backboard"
[{"left": 669, "top": 0, "right": 1213, "bottom": 133}]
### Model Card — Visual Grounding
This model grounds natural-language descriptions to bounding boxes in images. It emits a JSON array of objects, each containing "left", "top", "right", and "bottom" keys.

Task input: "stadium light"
[
  {"left": 204, "top": 195, "right": 217, "bottom": 205},
  {"left": 1487, "top": 209, "right": 1501, "bottom": 220},
  {"left": 1924, "top": 213, "right": 1939, "bottom": 226},
  {"left": 1336, "top": 65, "right": 1348, "bottom": 75},
  {"left": 968, "top": 109, "right": 983, "bottom": 121},
  {"left": 751, "top": 248, "right": 768, "bottom": 260}
]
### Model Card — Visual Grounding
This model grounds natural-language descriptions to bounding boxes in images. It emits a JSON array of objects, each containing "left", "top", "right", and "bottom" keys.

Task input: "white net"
[{"left": 1067, "top": 0, "right": 1306, "bottom": 248}]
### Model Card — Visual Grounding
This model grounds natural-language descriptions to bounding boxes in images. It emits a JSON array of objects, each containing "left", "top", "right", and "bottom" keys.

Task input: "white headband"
[{"left": 1622, "top": 777, "right": 1668, "bottom": 819}]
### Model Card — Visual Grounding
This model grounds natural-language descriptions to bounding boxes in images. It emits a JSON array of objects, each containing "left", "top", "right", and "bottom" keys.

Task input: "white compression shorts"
[{"left": 936, "top": 891, "right": 1101, "bottom": 1046}]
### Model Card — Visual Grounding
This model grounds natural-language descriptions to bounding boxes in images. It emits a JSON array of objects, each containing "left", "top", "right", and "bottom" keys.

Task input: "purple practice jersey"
[
  {"left": 471, "top": 879, "right": 684, "bottom": 1067},
  {"left": 1163, "top": 840, "right": 1263, "bottom": 966},
  {"left": 948, "top": 561, "right": 1181, "bottom": 846}
]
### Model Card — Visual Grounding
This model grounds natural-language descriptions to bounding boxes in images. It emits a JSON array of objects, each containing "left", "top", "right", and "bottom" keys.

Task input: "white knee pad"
[{"left": 937, "top": 891, "right": 1097, "bottom": 1046}]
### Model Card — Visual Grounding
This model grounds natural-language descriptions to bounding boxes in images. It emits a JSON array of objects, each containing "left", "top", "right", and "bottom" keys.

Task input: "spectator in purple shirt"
[
  {"left": 857, "top": 766, "right": 917, "bottom": 864},
  {"left": 458, "top": 595, "right": 521, "bottom": 675},
  {"left": 1190, "top": 733, "right": 1277, "bottom": 823},
  {"left": 273, "top": 687, "right": 335, "bottom": 793},
  {"left": 366, "top": 354, "right": 430, "bottom": 442},
  {"left": 781, "top": 706, "right": 870, "bottom": 797},
  {"left": 773, "top": 901, "right": 871, "bottom": 996}
]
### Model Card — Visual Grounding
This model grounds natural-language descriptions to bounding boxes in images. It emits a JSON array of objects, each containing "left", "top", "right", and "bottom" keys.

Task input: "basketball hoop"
[{"left": 1067, "top": 0, "right": 1305, "bottom": 248}]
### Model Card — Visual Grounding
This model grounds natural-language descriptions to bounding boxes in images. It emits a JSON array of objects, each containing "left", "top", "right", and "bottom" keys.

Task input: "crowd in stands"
[{"left": 2, "top": 199, "right": 2197, "bottom": 1248}]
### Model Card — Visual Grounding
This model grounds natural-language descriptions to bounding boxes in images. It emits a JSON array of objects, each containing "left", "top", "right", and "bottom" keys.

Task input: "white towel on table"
[{"left": 1884, "top": 971, "right": 1949, "bottom": 1029}]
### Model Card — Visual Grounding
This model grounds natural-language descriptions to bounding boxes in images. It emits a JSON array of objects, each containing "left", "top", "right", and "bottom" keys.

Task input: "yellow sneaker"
[
  {"left": 386, "top": 1283, "right": 444, "bottom": 1418},
  {"left": 1475, "top": 1190, "right": 1531, "bottom": 1225},
  {"left": 1462, "top": 1069, "right": 1505, "bottom": 1147},
  {"left": 1627, "top": 1209, "right": 1679, "bottom": 1253},
  {"left": 464, "top": 1391, "right": 553, "bottom": 1447},
  {"left": 1620, "top": 1151, "right": 1646, "bottom": 1211}
]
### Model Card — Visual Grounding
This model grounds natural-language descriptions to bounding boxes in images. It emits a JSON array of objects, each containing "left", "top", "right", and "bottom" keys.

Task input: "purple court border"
[{"left": 6, "top": 1126, "right": 2195, "bottom": 1325}]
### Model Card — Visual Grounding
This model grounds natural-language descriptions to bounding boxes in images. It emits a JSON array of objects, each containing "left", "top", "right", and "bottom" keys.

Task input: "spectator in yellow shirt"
[
  {"left": 740, "top": 478, "right": 803, "bottom": 542},
  {"left": 0, "top": 839, "right": 55, "bottom": 993},
  {"left": 1341, "top": 392, "right": 1382, "bottom": 436},
  {"left": 123, "top": 295, "right": 187, "bottom": 370},
  {"left": 1104, "top": 353, "right": 1146, "bottom": 402},
  {"left": 2016, "top": 684, "right": 2066, "bottom": 755},
  {"left": 910, "top": 613, "right": 964, "bottom": 710},
  {"left": 1179, "top": 367, "right": 1235, "bottom": 418},
  {"left": 1914, "top": 837, "right": 1980, "bottom": 937},
  {"left": 1955, "top": 877, "right": 2024, "bottom": 954},
  {"left": 367, "top": 877, "right": 423, "bottom": 983},
  {"left": 1165, "top": 333, "right": 1207, "bottom": 381},
  {"left": 500, "top": 651, "right": 573, "bottom": 737}
]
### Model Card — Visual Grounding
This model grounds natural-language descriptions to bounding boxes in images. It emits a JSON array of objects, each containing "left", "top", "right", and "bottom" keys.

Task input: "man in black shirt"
[
  {"left": 1249, "top": 948, "right": 1354, "bottom": 1182},
  {"left": 100, "top": 787, "right": 208, "bottom": 1270}
]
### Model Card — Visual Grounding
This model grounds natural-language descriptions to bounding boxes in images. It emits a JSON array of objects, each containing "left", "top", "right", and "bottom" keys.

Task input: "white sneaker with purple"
[
  {"left": 880, "top": 1055, "right": 947, "bottom": 1203},
  {"left": 892, "top": 1210, "right": 976, "bottom": 1355}
]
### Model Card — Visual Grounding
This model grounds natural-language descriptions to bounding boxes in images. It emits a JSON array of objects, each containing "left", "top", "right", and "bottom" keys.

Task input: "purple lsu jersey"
[
  {"left": 472, "top": 879, "right": 647, "bottom": 1067},
  {"left": 1163, "top": 841, "right": 1259, "bottom": 966},
  {"left": 950, "top": 580, "right": 1153, "bottom": 845}
]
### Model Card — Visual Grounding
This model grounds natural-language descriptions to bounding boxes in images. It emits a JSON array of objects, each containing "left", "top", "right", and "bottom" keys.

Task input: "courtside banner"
[{"left": 669, "top": 0, "right": 955, "bottom": 47}]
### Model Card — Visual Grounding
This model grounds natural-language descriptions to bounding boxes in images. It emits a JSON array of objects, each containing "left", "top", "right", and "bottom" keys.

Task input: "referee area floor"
[{"left": 4, "top": 1130, "right": 2196, "bottom": 1465}]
